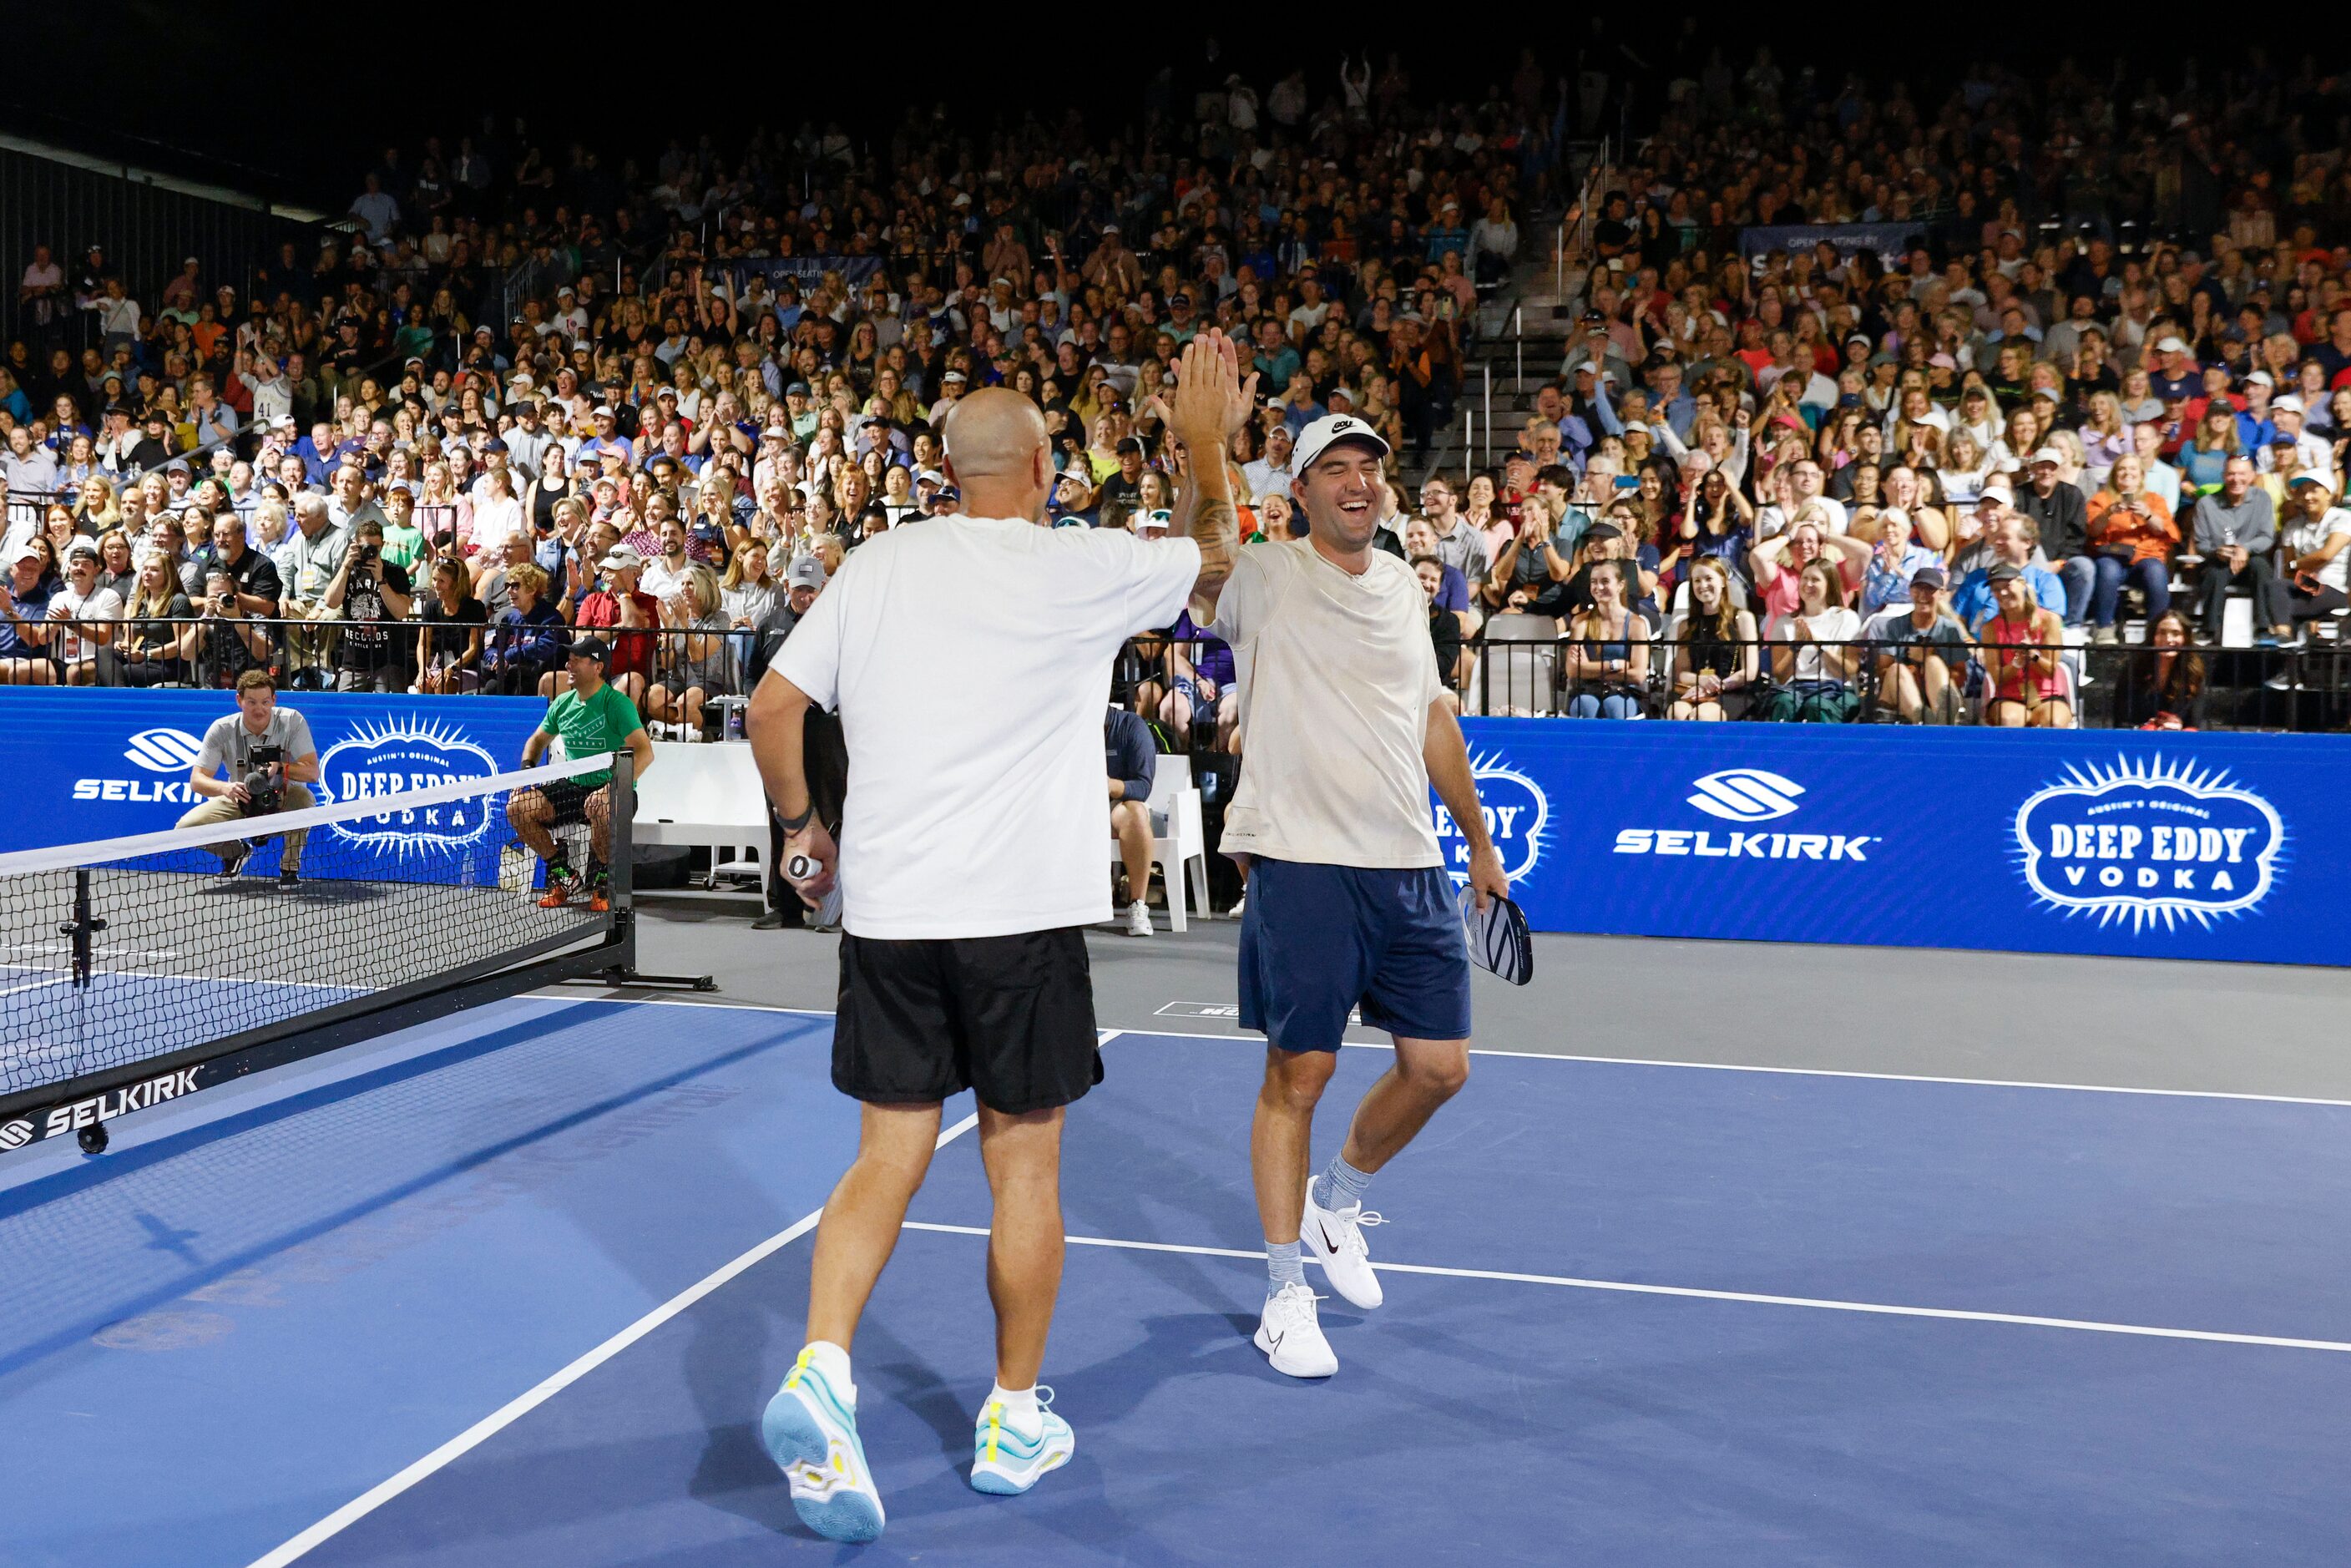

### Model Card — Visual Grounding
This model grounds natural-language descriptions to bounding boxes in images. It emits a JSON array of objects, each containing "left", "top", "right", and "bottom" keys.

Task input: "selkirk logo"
[
  {"left": 2015, "top": 758, "right": 2284, "bottom": 929},
  {"left": 1433, "top": 751, "right": 1549, "bottom": 883},
  {"left": 315, "top": 718, "right": 501, "bottom": 856}
]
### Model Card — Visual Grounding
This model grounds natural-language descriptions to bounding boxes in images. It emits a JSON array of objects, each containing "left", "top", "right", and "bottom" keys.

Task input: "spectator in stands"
[
  {"left": 1412, "top": 554, "right": 1464, "bottom": 711},
  {"left": 1951, "top": 513, "right": 2066, "bottom": 632},
  {"left": 1763, "top": 561, "right": 1862, "bottom": 722},
  {"left": 1106, "top": 704, "right": 1158, "bottom": 939},
  {"left": 2015, "top": 447, "right": 2093, "bottom": 625},
  {"left": 1667, "top": 556, "right": 1759, "bottom": 721},
  {"left": 414, "top": 555, "right": 486, "bottom": 693},
  {"left": 646, "top": 562, "right": 731, "bottom": 739},
  {"left": 45, "top": 539, "right": 119, "bottom": 684},
  {"left": 279, "top": 493, "right": 346, "bottom": 685},
  {"left": 177, "top": 669, "right": 321, "bottom": 887},
  {"left": 2116, "top": 610, "right": 2207, "bottom": 730},
  {"left": 1562, "top": 559, "right": 1647, "bottom": 719},
  {"left": 569, "top": 544, "right": 656, "bottom": 702},
  {"left": 1858, "top": 508, "right": 1942, "bottom": 617},
  {"left": 1750, "top": 519, "right": 1868, "bottom": 635},
  {"left": 118, "top": 550, "right": 192, "bottom": 686},
  {"left": 1867, "top": 569, "right": 1969, "bottom": 724},
  {"left": 1979, "top": 564, "right": 2073, "bottom": 728},
  {"left": 194, "top": 563, "right": 271, "bottom": 686},
  {"left": 2083, "top": 454, "right": 2179, "bottom": 644},
  {"left": 482, "top": 561, "right": 568, "bottom": 696},
  {"left": 2189, "top": 455, "right": 2285, "bottom": 645},
  {"left": 0, "top": 539, "right": 56, "bottom": 683},
  {"left": 2274, "top": 473, "right": 2351, "bottom": 635},
  {"left": 324, "top": 518, "right": 413, "bottom": 691}
]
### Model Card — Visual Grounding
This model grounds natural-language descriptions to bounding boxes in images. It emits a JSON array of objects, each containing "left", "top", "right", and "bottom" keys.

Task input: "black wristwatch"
[{"left": 778, "top": 802, "right": 816, "bottom": 832}]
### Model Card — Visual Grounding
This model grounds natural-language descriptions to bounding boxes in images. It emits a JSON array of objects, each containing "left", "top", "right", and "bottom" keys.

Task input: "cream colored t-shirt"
[{"left": 1211, "top": 538, "right": 1443, "bottom": 868}]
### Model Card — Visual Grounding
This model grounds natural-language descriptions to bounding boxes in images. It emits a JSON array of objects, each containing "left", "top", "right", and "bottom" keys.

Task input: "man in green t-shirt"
[{"left": 507, "top": 636, "right": 655, "bottom": 910}]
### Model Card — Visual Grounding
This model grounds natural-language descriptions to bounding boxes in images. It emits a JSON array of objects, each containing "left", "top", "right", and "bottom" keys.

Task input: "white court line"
[
  {"left": 243, "top": 1032, "right": 1127, "bottom": 1568},
  {"left": 590, "top": 994, "right": 2351, "bottom": 1110},
  {"left": 897, "top": 1222, "right": 2351, "bottom": 1356}
]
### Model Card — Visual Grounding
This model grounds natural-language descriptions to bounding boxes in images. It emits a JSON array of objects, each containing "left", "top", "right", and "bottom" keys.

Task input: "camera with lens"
[
  {"left": 355, "top": 542, "right": 380, "bottom": 564},
  {"left": 240, "top": 745, "right": 282, "bottom": 817}
]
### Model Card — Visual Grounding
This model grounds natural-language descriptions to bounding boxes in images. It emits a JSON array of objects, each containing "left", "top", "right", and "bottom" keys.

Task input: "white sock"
[
  {"left": 801, "top": 1339, "right": 853, "bottom": 1404},
  {"left": 987, "top": 1380, "right": 1040, "bottom": 1427}
]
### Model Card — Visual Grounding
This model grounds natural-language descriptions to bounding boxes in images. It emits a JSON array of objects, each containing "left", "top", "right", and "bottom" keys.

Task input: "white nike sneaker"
[
  {"left": 1123, "top": 899, "right": 1153, "bottom": 937},
  {"left": 1300, "top": 1186, "right": 1385, "bottom": 1310},
  {"left": 1254, "top": 1281, "right": 1337, "bottom": 1378},
  {"left": 970, "top": 1385, "right": 1075, "bottom": 1495}
]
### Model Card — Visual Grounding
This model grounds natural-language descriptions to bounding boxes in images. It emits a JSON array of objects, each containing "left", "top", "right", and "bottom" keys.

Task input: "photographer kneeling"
[{"left": 176, "top": 669, "right": 324, "bottom": 888}]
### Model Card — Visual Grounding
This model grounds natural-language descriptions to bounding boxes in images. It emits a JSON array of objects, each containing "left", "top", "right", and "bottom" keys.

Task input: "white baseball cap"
[
  {"left": 2273, "top": 394, "right": 2305, "bottom": 414},
  {"left": 1292, "top": 413, "right": 1392, "bottom": 473},
  {"left": 2155, "top": 336, "right": 2190, "bottom": 354},
  {"left": 2030, "top": 446, "right": 2065, "bottom": 466}
]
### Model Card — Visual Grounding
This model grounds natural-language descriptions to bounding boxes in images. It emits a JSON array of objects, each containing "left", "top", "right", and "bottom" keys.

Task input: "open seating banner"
[
  {"left": 0, "top": 690, "right": 553, "bottom": 878},
  {"left": 1433, "top": 721, "right": 2351, "bottom": 966}
]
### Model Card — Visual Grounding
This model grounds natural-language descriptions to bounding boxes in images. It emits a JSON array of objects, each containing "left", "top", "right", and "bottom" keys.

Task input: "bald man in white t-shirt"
[
  {"left": 1185, "top": 402, "right": 1510, "bottom": 1382},
  {"left": 745, "top": 365, "right": 1246, "bottom": 1540}
]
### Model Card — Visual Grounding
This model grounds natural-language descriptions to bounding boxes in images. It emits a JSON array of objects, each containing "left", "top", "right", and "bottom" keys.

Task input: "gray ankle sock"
[
  {"left": 1310, "top": 1153, "right": 1373, "bottom": 1213},
  {"left": 1266, "top": 1240, "right": 1306, "bottom": 1296}
]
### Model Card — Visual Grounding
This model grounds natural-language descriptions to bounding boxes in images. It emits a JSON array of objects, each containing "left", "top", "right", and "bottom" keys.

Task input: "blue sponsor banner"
[
  {"left": 1431, "top": 721, "right": 2351, "bottom": 967},
  {"left": 0, "top": 690, "right": 552, "bottom": 881}
]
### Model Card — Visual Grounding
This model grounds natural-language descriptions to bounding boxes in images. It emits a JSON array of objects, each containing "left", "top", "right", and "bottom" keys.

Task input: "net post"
[
  {"left": 65, "top": 867, "right": 105, "bottom": 989},
  {"left": 608, "top": 746, "right": 635, "bottom": 913},
  {"left": 553, "top": 743, "right": 717, "bottom": 992}
]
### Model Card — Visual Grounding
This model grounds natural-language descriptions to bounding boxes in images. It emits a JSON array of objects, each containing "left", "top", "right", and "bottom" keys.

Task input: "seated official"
[
  {"left": 1107, "top": 704, "right": 1158, "bottom": 939},
  {"left": 506, "top": 637, "right": 655, "bottom": 913}
]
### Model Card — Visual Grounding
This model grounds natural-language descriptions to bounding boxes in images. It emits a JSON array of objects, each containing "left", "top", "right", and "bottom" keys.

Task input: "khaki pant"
[
  {"left": 280, "top": 600, "right": 340, "bottom": 677},
  {"left": 176, "top": 783, "right": 316, "bottom": 870}
]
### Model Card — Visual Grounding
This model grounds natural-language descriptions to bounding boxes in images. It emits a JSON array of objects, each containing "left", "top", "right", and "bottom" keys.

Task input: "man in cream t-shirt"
[
  {"left": 1203, "top": 412, "right": 1510, "bottom": 1380},
  {"left": 743, "top": 356, "right": 1243, "bottom": 1542}
]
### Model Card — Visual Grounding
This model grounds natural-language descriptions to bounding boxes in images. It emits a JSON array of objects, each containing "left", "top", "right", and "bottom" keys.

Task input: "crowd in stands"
[
  {"left": 0, "top": 55, "right": 1554, "bottom": 740},
  {"left": 6, "top": 44, "right": 2350, "bottom": 737},
  {"left": 1427, "top": 49, "right": 2351, "bottom": 729}
]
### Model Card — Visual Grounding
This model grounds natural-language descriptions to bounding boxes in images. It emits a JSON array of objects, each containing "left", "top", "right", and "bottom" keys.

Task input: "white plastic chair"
[{"left": 1110, "top": 754, "right": 1211, "bottom": 931}]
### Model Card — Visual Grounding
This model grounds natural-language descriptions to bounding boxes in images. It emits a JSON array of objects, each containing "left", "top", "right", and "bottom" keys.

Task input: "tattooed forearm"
[{"left": 1174, "top": 459, "right": 1239, "bottom": 618}]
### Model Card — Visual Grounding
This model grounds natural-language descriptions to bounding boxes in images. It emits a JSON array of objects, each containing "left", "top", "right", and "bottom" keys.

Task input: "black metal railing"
[{"left": 8, "top": 618, "right": 2346, "bottom": 736}]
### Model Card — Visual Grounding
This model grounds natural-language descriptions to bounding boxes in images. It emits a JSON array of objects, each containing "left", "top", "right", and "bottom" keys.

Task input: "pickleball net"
[{"left": 0, "top": 747, "right": 635, "bottom": 1155}]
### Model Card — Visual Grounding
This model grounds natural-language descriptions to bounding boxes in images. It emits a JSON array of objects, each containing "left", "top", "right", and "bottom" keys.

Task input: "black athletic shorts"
[
  {"left": 833, "top": 927, "right": 1100, "bottom": 1114},
  {"left": 534, "top": 777, "right": 610, "bottom": 829}
]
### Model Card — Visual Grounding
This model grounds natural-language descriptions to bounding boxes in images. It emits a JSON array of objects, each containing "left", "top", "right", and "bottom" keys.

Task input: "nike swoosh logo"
[
  {"left": 1319, "top": 1222, "right": 1340, "bottom": 1253},
  {"left": 1266, "top": 1330, "right": 1284, "bottom": 1352}
]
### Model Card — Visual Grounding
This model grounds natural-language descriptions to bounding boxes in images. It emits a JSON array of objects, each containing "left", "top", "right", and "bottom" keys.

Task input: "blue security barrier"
[
  {"left": 1432, "top": 721, "right": 2351, "bottom": 967},
  {"left": 0, "top": 690, "right": 554, "bottom": 882}
]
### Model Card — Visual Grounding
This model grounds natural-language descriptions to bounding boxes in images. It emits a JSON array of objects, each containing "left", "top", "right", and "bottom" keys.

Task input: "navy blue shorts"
[{"left": 1238, "top": 857, "right": 1473, "bottom": 1051}]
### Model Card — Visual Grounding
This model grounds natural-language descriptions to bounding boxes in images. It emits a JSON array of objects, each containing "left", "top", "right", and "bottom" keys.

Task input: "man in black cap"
[
  {"left": 508, "top": 636, "right": 655, "bottom": 913},
  {"left": 1868, "top": 566, "right": 1969, "bottom": 722}
]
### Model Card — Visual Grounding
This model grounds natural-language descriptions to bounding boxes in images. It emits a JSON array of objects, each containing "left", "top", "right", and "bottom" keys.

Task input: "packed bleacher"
[
  {"left": 0, "top": 60, "right": 1548, "bottom": 742},
  {"left": 3, "top": 46, "right": 2349, "bottom": 736},
  {"left": 1459, "top": 49, "right": 2351, "bottom": 729}
]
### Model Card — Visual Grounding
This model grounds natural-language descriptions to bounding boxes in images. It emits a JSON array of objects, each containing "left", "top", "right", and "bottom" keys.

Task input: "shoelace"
[
  {"left": 1337, "top": 1208, "right": 1385, "bottom": 1257},
  {"left": 1269, "top": 1282, "right": 1327, "bottom": 1328}
]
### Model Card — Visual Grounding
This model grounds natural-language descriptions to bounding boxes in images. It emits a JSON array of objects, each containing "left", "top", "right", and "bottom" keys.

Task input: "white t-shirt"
[
  {"left": 1211, "top": 538, "right": 1444, "bottom": 869},
  {"left": 775, "top": 514, "right": 1198, "bottom": 939},
  {"left": 2283, "top": 505, "right": 2351, "bottom": 594},
  {"left": 48, "top": 584, "right": 122, "bottom": 663}
]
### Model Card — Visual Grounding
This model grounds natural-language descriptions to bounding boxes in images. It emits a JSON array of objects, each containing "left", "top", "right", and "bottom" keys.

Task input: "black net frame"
[{"left": 0, "top": 748, "right": 640, "bottom": 1156}]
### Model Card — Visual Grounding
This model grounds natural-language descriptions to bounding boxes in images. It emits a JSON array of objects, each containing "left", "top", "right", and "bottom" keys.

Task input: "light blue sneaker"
[
  {"left": 762, "top": 1347, "right": 886, "bottom": 1543},
  {"left": 969, "top": 1386, "right": 1075, "bottom": 1495}
]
